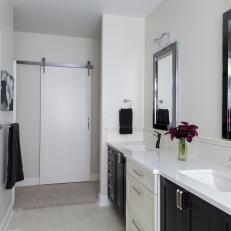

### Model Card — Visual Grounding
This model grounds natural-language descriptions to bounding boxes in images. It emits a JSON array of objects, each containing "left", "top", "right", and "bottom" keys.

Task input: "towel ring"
[
  {"left": 0, "top": 123, "right": 12, "bottom": 130},
  {"left": 123, "top": 99, "right": 131, "bottom": 103}
]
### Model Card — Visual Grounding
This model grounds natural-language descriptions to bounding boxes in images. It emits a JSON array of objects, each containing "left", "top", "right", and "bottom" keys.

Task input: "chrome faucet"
[{"left": 153, "top": 131, "right": 161, "bottom": 149}]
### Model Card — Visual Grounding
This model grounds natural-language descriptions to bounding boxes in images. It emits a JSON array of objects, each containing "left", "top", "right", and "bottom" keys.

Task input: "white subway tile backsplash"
[
  {"left": 214, "top": 146, "right": 231, "bottom": 168},
  {"left": 109, "top": 128, "right": 231, "bottom": 169},
  {"left": 193, "top": 141, "right": 215, "bottom": 162},
  {"left": 106, "top": 128, "right": 143, "bottom": 143}
]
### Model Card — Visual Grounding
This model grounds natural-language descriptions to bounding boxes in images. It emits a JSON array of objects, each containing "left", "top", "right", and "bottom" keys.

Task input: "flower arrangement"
[
  {"left": 166, "top": 122, "right": 198, "bottom": 160},
  {"left": 166, "top": 121, "right": 198, "bottom": 142}
]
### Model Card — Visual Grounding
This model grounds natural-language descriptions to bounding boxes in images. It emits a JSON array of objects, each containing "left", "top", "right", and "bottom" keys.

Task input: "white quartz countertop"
[{"left": 108, "top": 141, "right": 231, "bottom": 216}]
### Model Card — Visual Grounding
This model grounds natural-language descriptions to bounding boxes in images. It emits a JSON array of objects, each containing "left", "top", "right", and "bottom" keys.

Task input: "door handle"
[
  {"left": 88, "top": 117, "right": 90, "bottom": 130},
  {"left": 176, "top": 189, "right": 183, "bottom": 210},
  {"left": 117, "top": 153, "right": 122, "bottom": 164},
  {"left": 179, "top": 190, "right": 183, "bottom": 210},
  {"left": 176, "top": 189, "right": 180, "bottom": 209}
]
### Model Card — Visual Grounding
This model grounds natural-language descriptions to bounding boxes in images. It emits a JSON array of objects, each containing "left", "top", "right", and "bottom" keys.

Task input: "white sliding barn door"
[{"left": 40, "top": 66, "right": 91, "bottom": 184}]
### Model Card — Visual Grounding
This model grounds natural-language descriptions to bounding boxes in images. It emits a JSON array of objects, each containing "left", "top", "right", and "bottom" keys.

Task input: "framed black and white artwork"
[{"left": 0, "top": 70, "right": 14, "bottom": 111}]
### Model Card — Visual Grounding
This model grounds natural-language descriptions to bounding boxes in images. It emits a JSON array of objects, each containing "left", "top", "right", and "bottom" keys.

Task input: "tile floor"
[{"left": 8, "top": 203, "right": 125, "bottom": 231}]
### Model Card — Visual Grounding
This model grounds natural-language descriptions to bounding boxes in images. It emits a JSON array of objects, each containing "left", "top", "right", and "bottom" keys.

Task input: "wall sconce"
[{"left": 154, "top": 32, "right": 170, "bottom": 51}]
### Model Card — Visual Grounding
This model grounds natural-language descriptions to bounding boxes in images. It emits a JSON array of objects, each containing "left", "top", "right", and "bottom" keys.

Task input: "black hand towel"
[
  {"left": 119, "top": 109, "right": 133, "bottom": 134},
  {"left": 156, "top": 109, "right": 169, "bottom": 125},
  {"left": 6, "top": 123, "right": 24, "bottom": 190}
]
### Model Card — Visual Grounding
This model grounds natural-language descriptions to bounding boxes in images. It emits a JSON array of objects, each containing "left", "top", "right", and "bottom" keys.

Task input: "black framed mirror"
[
  {"left": 153, "top": 42, "right": 177, "bottom": 130},
  {"left": 223, "top": 9, "right": 231, "bottom": 139}
]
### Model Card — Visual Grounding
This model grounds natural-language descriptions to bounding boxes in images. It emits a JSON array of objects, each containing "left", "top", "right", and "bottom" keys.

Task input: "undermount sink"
[
  {"left": 124, "top": 144, "right": 153, "bottom": 152},
  {"left": 179, "top": 169, "right": 231, "bottom": 192}
]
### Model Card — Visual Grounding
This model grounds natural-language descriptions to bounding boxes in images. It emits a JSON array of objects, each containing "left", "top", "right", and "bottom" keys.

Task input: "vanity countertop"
[{"left": 108, "top": 141, "right": 231, "bottom": 216}]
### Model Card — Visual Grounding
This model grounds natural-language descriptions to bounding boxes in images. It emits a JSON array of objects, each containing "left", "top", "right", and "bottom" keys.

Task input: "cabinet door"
[
  {"left": 160, "top": 177, "right": 183, "bottom": 231},
  {"left": 220, "top": 212, "right": 231, "bottom": 231},
  {"left": 185, "top": 193, "right": 220, "bottom": 231},
  {"left": 108, "top": 147, "right": 117, "bottom": 203},
  {"left": 115, "top": 152, "right": 126, "bottom": 217}
]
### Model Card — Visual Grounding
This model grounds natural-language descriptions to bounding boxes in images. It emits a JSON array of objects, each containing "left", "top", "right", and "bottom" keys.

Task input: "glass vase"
[{"left": 178, "top": 138, "right": 187, "bottom": 161}]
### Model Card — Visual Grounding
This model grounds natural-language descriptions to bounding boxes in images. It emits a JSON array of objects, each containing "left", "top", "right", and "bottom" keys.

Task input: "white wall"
[
  {"left": 144, "top": 0, "right": 231, "bottom": 165},
  {"left": 0, "top": 0, "right": 14, "bottom": 229},
  {"left": 14, "top": 32, "right": 101, "bottom": 181},
  {"left": 145, "top": 0, "right": 230, "bottom": 137},
  {"left": 100, "top": 14, "right": 145, "bottom": 205}
]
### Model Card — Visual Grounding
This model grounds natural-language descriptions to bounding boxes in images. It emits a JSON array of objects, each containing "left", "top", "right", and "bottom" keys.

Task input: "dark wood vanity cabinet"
[
  {"left": 160, "top": 176, "right": 186, "bottom": 231},
  {"left": 220, "top": 213, "right": 231, "bottom": 231},
  {"left": 186, "top": 193, "right": 220, "bottom": 231},
  {"left": 161, "top": 176, "right": 228, "bottom": 231},
  {"left": 108, "top": 146, "right": 126, "bottom": 219},
  {"left": 108, "top": 147, "right": 117, "bottom": 203}
]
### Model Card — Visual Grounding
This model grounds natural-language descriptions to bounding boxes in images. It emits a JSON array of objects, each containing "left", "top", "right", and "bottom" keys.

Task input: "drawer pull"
[
  {"left": 132, "top": 185, "right": 144, "bottom": 196},
  {"left": 132, "top": 219, "right": 142, "bottom": 231},
  {"left": 132, "top": 169, "right": 144, "bottom": 178}
]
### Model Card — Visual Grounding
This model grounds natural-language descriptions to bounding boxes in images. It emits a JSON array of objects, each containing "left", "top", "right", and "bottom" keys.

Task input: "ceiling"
[{"left": 12, "top": 0, "right": 161, "bottom": 39}]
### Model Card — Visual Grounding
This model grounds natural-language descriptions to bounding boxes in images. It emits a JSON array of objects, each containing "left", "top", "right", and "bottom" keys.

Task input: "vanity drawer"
[
  {"left": 127, "top": 160, "right": 156, "bottom": 194},
  {"left": 127, "top": 174, "right": 155, "bottom": 229},
  {"left": 127, "top": 208, "right": 152, "bottom": 231}
]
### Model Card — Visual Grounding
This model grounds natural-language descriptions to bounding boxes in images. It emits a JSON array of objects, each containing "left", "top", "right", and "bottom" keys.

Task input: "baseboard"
[
  {"left": 90, "top": 174, "right": 99, "bottom": 182},
  {"left": 0, "top": 201, "right": 14, "bottom": 231},
  {"left": 15, "top": 177, "right": 39, "bottom": 187},
  {"left": 98, "top": 193, "right": 111, "bottom": 207},
  {"left": 16, "top": 175, "right": 99, "bottom": 186}
]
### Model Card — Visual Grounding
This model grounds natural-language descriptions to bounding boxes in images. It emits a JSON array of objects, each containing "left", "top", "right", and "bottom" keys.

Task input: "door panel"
[
  {"left": 108, "top": 147, "right": 117, "bottom": 203},
  {"left": 221, "top": 213, "right": 231, "bottom": 231},
  {"left": 40, "top": 66, "right": 91, "bottom": 184},
  {"left": 186, "top": 193, "right": 219, "bottom": 231},
  {"left": 160, "top": 177, "right": 182, "bottom": 231},
  {"left": 161, "top": 177, "right": 221, "bottom": 231},
  {"left": 115, "top": 152, "right": 126, "bottom": 217}
]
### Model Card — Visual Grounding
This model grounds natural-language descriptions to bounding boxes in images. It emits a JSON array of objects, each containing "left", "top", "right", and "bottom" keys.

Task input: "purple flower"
[{"left": 165, "top": 121, "right": 198, "bottom": 143}]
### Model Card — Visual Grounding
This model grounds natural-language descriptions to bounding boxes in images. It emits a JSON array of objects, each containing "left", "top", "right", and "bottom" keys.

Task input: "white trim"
[
  {"left": 98, "top": 193, "right": 111, "bottom": 207},
  {"left": 12, "top": 188, "right": 15, "bottom": 207},
  {"left": 15, "top": 175, "right": 99, "bottom": 187},
  {"left": 90, "top": 174, "right": 99, "bottom": 182},
  {"left": 0, "top": 201, "right": 14, "bottom": 231},
  {"left": 15, "top": 177, "right": 39, "bottom": 187}
]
